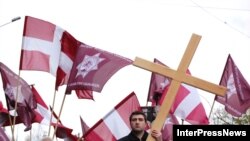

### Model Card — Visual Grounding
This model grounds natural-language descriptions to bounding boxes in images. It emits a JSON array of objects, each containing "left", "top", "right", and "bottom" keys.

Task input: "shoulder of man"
[{"left": 117, "top": 135, "right": 129, "bottom": 141}]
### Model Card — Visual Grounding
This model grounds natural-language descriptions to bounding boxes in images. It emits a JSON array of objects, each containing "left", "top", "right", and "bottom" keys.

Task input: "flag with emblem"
[
  {"left": 215, "top": 54, "right": 250, "bottom": 117},
  {"left": 66, "top": 43, "right": 132, "bottom": 93},
  {"left": 0, "top": 62, "right": 37, "bottom": 131}
]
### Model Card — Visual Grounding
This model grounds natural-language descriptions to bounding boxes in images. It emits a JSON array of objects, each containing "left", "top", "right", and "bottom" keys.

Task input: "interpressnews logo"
[
  {"left": 173, "top": 125, "right": 250, "bottom": 141},
  {"left": 177, "top": 129, "right": 247, "bottom": 137}
]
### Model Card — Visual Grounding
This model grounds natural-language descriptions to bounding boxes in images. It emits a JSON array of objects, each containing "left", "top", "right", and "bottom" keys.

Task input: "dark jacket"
[{"left": 117, "top": 131, "right": 148, "bottom": 141}]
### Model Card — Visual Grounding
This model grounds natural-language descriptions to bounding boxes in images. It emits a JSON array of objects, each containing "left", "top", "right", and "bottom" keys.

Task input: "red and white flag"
[
  {"left": 31, "top": 85, "right": 57, "bottom": 125},
  {"left": 31, "top": 85, "right": 74, "bottom": 139},
  {"left": 160, "top": 84, "right": 209, "bottom": 124},
  {"left": 20, "top": 16, "right": 65, "bottom": 76},
  {"left": 215, "top": 54, "right": 250, "bottom": 117},
  {"left": 66, "top": 43, "right": 132, "bottom": 93},
  {"left": 148, "top": 58, "right": 209, "bottom": 124},
  {"left": 19, "top": 16, "right": 92, "bottom": 99},
  {"left": 83, "top": 92, "right": 141, "bottom": 141}
]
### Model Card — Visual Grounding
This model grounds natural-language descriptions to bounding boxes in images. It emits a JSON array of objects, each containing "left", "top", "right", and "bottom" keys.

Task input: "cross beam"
[{"left": 133, "top": 34, "right": 227, "bottom": 141}]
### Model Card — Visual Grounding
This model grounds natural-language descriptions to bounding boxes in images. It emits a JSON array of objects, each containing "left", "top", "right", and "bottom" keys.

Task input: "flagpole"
[
  {"left": 6, "top": 101, "right": 14, "bottom": 137},
  {"left": 12, "top": 71, "right": 22, "bottom": 141},
  {"left": 0, "top": 16, "right": 21, "bottom": 28},
  {"left": 48, "top": 90, "right": 57, "bottom": 136},
  {"left": 52, "top": 93, "right": 67, "bottom": 140},
  {"left": 208, "top": 96, "right": 216, "bottom": 120},
  {"left": 30, "top": 128, "right": 32, "bottom": 141}
]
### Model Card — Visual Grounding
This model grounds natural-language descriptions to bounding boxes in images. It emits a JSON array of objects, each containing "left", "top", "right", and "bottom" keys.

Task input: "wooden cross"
[{"left": 133, "top": 33, "right": 227, "bottom": 141}]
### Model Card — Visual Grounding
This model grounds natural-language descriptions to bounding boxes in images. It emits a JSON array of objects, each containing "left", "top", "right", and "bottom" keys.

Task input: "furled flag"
[
  {"left": 66, "top": 43, "right": 132, "bottom": 93},
  {"left": 215, "top": 54, "right": 250, "bottom": 117},
  {"left": 30, "top": 85, "right": 73, "bottom": 139},
  {"left": 80, "top": 116, "right": 89, "bottom": 136},
  {"left": 148, "top": 58, "right": 209, "bottom": 124},
  {"left": 83, "top": 92, "right": 141, "bottom": 141},
  {"left": 0, "top": 62, "right": 37, "bottom": 131},
  {"left": 19, "top": 16, "right": 92, "bottom": 99},
  {"left": 0, "top": 127, "right": 9, "bottom": 141}
]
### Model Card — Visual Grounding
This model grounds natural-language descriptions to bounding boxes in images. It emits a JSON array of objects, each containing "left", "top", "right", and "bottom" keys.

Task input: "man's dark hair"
[{"left": 129, "top": 111, "right": 147, "bottom": 123}]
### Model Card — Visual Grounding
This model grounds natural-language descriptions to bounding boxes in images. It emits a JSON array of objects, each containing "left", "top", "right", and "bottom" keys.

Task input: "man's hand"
[{"left": 150, "top": 129, "right": 163, "bottom": 141}]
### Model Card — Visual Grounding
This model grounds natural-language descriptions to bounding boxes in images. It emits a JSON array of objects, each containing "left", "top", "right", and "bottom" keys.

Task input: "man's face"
[{"left": 130, "top": 114, "right": 146, "bottom": 132}]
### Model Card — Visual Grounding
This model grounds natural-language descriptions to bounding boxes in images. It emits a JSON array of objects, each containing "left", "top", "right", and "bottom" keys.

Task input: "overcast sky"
[{"left": 1, "top": 0, "right": 250, "bottom": 140}]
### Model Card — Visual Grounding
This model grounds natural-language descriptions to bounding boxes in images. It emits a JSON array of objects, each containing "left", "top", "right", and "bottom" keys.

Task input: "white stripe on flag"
[
  {"left": 174, "top": 84, "right": 201, "bottom": 119},
  {"left": 59, "top": 52, "right": 73, "bottom": 76},
  {"left": 35, "top": 104, "right": 57, "bottom": 125},
  {"left": 22, "top": 26, "right": 64, "bottom": 75},
  {"left": 103, "top": 109, "right": 130, "bottom": 139}
]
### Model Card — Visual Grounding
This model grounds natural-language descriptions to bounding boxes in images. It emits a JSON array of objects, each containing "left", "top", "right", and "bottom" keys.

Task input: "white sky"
[{"left": 1, "top": 0, "right": 250, "bottom": 140}]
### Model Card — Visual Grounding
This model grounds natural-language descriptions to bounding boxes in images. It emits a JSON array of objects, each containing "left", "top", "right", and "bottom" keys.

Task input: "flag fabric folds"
[
  {"left": 0, "top": 127, "right": 10, "bottom": 141},
  {"left": 30, "top": 85, "right": 74, "bottom": 139},
  {"left": 19, "top": 16, "right": 93, "bottom": 99},
  {"left": 31, "top": 85, "right": 57, "bottom": 125},
  {"left": 55, "top": 31, "right": 81, "bottom": 90},
  {"left": 161, "top": 84, "right": 209, "bottom": 124},
  {"left": 83, "top": 92, "right": 141, "bottom": 141},
  {"left": 0, "top": 100, "right": 23, "bottom": 127},
  {"left": 0, "top": 62, "right": 37, "bottom": 131},
  {"left": 147, "top": 58, "right": 209, "bottom": 124},
  {"left": 66, "top": 43, "right": 132, "bottom": 93},
  {"left": 20, "top": 16, "right": 64, "bottom": 76},
  {"left": 215, "top": 54, "right": 250, "bottom": 117}
]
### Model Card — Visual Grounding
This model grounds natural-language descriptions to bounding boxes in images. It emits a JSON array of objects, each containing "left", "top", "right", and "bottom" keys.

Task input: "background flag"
[
  {"left": 83, "top": 92, "right": 141, "bottom": 141},
  {"left": 215, "top": 54, "right": 250, "bottom": 117},
  {"left": 148, "top": 58, "right": 209, "bottom": 124},
  {"left": 0, "top": 62, "right": 37, "bottom": 131}
]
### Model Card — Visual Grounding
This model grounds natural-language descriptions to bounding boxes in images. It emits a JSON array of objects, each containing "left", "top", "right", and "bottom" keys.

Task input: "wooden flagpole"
[
  {"left": 11, "top": 71, "right": 22, "bottom": 141},
  {"left": 52, "top": 93, "right": 67, "bottom": 140},
  {"left": 133, "top": 34, "right": 227, "bottom": 141},
  {"left": 48, "top": 90, "right": 57, "bottom": 136},
  {"left": 208, "top": 97, "right": 216, "bottom": 120}
]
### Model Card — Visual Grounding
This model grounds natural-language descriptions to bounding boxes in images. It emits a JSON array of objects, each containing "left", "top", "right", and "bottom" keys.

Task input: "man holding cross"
[{"left": 133, "top": 34, "right": 227, "bottom": 141}]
